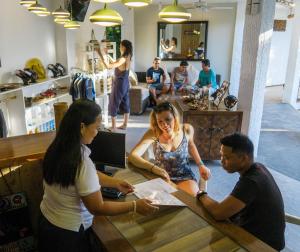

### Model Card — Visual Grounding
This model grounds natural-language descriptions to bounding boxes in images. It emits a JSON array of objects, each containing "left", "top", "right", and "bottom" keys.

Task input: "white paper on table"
[{"left": 133, "top": 178, "right": 186, "bottom": 206}]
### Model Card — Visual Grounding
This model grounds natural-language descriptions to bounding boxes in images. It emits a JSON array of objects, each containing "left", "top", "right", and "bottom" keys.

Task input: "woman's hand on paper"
[
  {"left": 115, "top": 179, "right": 134, "bottom": 194},
  {"left": 136, "top": 199, "right": 159, "bottom": 215},
  {"left": 152, "top": 166, "right": 170, "bottom": 182}
]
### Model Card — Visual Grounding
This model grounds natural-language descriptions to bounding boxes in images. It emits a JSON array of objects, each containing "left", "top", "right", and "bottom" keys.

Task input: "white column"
[
  {"left": 238, "top": 0, "right": 276, "bottom": 155},
  {"left": 229, "top": 0, "right": 247, "bottom": 96},
  {"left": 282, "top": 0, "right": 300, "bottom": 109}
]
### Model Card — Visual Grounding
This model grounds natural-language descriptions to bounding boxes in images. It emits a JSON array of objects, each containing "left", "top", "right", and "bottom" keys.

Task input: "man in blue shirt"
[
  {"left": 196, "top": 59, "right": 218, "bottom": 96},
  {"left": 146, "top": 57, "right": 167, "bottom": 103}
]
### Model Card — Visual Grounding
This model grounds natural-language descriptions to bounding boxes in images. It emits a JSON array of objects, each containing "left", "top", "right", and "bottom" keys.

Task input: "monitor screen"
[
  {"left": 87, "top": 130, "right": 126, "bottom": 169},
  {"left": 66, "top": 0, "right": 91, "bottom": 22}
]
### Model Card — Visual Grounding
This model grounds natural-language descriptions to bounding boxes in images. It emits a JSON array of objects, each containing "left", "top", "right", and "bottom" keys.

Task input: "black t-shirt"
[
  {"left": 146, "top": 67, "right": 164, "bottom": 84},
  {"left": 230, "top": 163, "right": 285, "bottom": 251}
]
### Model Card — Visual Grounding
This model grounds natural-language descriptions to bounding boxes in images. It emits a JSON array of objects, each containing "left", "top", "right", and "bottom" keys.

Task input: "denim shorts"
[
  {"left": 174, "top": 82, "right": 183, "bottom": 90},
  {"left": 149, "top": 83, "right": 164, "bottom": 90}
]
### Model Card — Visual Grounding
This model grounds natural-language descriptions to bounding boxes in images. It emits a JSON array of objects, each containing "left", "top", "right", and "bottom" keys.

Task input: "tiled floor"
[{"left": 110, "top": 86, "right": 300, "bottom": 251}]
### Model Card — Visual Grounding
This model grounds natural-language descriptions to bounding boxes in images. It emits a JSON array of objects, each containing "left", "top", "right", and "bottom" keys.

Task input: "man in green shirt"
[{"left": 195, "top": 59, "right": 217, "bottom": 96}]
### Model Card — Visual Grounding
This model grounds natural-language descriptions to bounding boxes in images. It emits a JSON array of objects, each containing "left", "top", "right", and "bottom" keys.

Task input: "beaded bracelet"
[{"left": 132, "top": 200, "right": 137, "bottom": 213}]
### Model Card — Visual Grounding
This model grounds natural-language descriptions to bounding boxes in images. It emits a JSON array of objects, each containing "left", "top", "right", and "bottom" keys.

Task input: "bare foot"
[
  {"left": 117, "top": 124, "right": 127, "bottom": 130},
  {"left": 109, "top": 127, "right": 117, "bottom": 132}
]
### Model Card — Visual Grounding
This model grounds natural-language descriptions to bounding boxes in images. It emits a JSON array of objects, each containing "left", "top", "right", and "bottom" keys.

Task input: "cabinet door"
[
  {"left": 209, "top": 113, "right": 242, "bottom": 160},
  {"left": 184, "top": 114, "right": 213, "bottom": 160}
]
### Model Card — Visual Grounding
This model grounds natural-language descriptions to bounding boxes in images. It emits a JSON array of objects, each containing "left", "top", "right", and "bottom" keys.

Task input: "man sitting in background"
[
  {"left": 197, "top": 133, "right": 285, "bottom": 251},
  {"left": 146, "top": 57, "right": 167, "bottom": 104},
  {"left": 170, "top": 60, "right": 189, "bottom": 94},
  {"left": 195, "top": 59, "right": 218, "bottom": 96}
]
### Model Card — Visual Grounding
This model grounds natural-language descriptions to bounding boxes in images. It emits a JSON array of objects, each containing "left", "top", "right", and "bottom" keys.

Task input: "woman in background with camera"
[{"left": 97, "top": 40, "right": 132, "bottom": 131}]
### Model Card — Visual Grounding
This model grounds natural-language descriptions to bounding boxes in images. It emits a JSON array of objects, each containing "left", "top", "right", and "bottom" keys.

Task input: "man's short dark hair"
[
  {"left": 202, "top": 59, "right": 210, "bottom": 67},
  {"left": 154, "top": 57, "right": 161, "bottom": 61},
  {"left": 221, "top": 133, "right": 254, "bottom": 159},
  {"left": 180, "top": 60, "right": 188, "bottom": 67}
]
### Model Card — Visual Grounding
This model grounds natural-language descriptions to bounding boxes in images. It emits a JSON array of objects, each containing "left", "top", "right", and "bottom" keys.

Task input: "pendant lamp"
[
  {"left": 54, "top": 17, "right": 71, "bottom": 24},
  {"left": 37, "top": 10, "right": 51, "bottom": 16},
  {"left": 159, "top": 0, "right": 191, "bottom": 23},
  {"left": 28, "top": 1, "right": 49, "bottom": 16},
  {"left": 19, "top": 0, "right": 36, "bottom": 7},
  {"left": 122, "top": 0, "right": 151, "bottom": 7},
  {"left": 52, "top": 6, "right": 70, "bottom": 18},
  {"left": 64, "top": 1, "right": 80, "bottom": 30},
  {"left": 90, "top": 4, "right": 123, "bottom": 27},
  {"left": 64, "top": 20, "right": 80, "bottom": 29}
]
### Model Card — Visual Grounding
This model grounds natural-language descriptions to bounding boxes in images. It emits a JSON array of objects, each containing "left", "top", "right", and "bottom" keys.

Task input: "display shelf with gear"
[
  {"left": 85, "top": 35, "right": 117, "bottom": 127},
  {"left": 0, "top": 75, "right": 72, "bottom": 137}
]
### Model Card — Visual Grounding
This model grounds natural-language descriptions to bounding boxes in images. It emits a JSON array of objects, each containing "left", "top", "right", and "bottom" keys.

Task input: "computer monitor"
[{"left": 87, "top": 130, "right": 126, "bottom": 169}]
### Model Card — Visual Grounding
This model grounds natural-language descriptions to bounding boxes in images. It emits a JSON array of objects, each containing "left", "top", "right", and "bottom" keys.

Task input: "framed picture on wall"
[{"left": 273, "top": 20, "right": 287, "bottom": 32}]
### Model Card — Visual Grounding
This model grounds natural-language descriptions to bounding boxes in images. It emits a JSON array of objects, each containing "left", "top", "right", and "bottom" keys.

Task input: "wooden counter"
[{"left": 92, "top": 166, "right": 275, "bottom": 252}]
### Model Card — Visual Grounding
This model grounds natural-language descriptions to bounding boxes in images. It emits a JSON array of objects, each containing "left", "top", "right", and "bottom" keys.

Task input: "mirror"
[{"left": 157, "top": 21, "right": 208, "bottom": 61}]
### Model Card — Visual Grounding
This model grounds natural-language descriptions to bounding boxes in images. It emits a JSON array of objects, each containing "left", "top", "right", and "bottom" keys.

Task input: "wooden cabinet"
[{"left": 176, "top": 99, "right": 243, "bottom": 160}]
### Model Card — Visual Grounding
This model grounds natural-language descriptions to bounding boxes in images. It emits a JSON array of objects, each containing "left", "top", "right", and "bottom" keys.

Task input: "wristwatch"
[{"left": 197, "top": 190, "right": 207, "bottom": 200}]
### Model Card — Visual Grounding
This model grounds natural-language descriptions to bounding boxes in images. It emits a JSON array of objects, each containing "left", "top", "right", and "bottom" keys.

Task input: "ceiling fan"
[{"left": 185, "top": 0, "right": 234, "bottom": 11}]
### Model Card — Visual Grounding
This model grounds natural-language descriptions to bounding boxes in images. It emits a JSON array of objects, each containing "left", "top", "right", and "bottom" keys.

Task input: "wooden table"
[
  {"left": 175, "top": 99, "right": 243, "bottom": 160},
  {"left": 92, "top": 165, "right": 275, "bottom": 252}
]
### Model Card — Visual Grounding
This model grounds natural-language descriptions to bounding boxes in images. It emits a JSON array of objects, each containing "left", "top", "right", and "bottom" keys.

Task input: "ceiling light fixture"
[
  {"left": 19, "top": 0, "right": 36, "bottom": 7},
  {"left": 37, "top": 10, "right": 51, "bottom": 16},
  {"left": 90, "top": 3, "right": 123, "bottom": 27},
  {"left": 122, "top": 0, "right": 152, "bottom": 7},
  {"left": 54, "top": 17, "right": 70, "bottom": 24},
  {"left": 64, "top": 20, "right": 81, "bottom": 29},
  {"left": 159, "top": 0, "right": 191, "bottom": 23},
  {"left": 28, "top": 2, "right": 49, "bottom": 16},
  {"left": 52, "top": 6, "right": 70, "bottom": 18},
  {"left": 64, "top": 0, "right": 80, "bottom": 30}
]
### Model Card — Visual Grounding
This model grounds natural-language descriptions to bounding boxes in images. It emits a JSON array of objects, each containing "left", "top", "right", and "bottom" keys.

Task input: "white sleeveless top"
[{"left": 40, "top": 145, "right": 100, "bottom": 232}]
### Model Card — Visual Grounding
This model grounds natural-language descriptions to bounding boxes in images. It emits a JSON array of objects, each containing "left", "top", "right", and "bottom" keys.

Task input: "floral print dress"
[{"left": 153, "top": 130, "right": 196, "bottom": 182}]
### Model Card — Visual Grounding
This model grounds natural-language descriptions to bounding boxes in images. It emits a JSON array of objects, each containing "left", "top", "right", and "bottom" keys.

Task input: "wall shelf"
[{"left": 0, "top": 75, "right": 72, "bottom": 137}]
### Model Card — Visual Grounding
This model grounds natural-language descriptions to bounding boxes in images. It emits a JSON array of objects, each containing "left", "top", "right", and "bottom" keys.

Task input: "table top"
[
  {"left": 175, "top": 98, "right": 241, "bottom": 114},
  {"left": 92, "top": 165, "right": 275, "bottom": 252}
]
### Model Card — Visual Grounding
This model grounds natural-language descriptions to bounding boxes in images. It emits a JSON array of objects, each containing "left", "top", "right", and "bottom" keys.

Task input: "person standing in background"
[
  {"left": 161, "top": 37, "right": 177, "bottom": 58},
  {"left": 98, "top": 40, "right": 133, "bottom": 131}
]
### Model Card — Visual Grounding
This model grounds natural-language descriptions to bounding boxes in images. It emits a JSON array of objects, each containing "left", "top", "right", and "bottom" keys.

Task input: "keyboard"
[{"left": 101, "top": 187, "right": 124, "bottom": 199}]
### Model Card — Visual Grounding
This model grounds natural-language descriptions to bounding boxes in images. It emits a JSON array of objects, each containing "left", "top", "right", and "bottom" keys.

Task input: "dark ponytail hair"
[
  {"left": 43, "top": 99, "right": 101, "bottom": 187},
  {"left": 121, "top": 40, "right": 133, "bottom": 60}
]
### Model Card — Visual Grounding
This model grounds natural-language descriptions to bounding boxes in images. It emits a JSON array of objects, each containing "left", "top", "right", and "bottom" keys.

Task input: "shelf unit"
[
  {"left": 0, "top": 75, "right": 72, "bottom": 137},
  {"left": 86, "top": 41, "right": 116, "bottom": 127}
]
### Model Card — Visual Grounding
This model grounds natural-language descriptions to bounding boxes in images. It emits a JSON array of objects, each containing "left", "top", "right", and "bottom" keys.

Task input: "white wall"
[
  {"left": 266, "top": 6, "right": 293, "bottom": 86},
  {"left": 0, "top": 0, "right": 56, "bottom": 83},
  {"left": 134, "top": 4, "right": 236, "bottom": 81}
]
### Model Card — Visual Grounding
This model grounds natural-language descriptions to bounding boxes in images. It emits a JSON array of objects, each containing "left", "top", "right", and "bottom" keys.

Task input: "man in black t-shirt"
[
  {"left": 197, "top": 133, "right": 285, "bottom": 251},
  {"left": 146, "top": 57, "right": 168, "bottom": 103}
]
